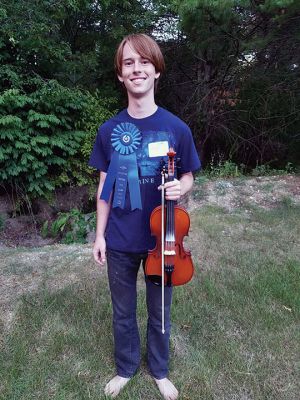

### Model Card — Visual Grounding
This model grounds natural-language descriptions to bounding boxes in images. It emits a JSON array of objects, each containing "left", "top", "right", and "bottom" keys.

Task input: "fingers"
[
  {"left": 96, "top": 254, "right": 106, "bottom": 266},
  {"left": 158, "top": 181, "right": 179, "bottom": 190},
  {"left": 165, "top": 189, "right": 181, "bottom": 201},
  {"left": 93, "top": 243, "right": 106, "bottom": 266},
  {"left": 93, "top": 249, "right": 102, "bottom": 265},
  {"left": 158, "top": 180, "right": 181, "bottom": 201},
  {"left": 99, "top": 252, "right": 106, "bottom": 265}
]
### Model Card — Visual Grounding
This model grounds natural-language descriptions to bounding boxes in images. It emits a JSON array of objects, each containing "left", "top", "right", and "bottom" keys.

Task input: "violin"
[{"left": 145, "top": 148, "right": 194, "bottom": 287}]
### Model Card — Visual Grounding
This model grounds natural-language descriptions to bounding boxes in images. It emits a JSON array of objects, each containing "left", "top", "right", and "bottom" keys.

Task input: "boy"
[{"left": 89, "top": 33, "right": 200, "bottom": 400}]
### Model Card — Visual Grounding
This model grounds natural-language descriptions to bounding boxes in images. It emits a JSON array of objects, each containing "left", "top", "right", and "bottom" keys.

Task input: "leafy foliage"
[
  {"left": 0, "top": 0, "right": 157, "bottom": 92},
  {"left": 0, "top": 79, "right": 115, "bottom": 198},
  {"left": 204, "top": 158, "right": 244, "bottom": 178},
  {"left": 66, "top": 90, "right": 117, "bottom": 188},
  {"left": 0, "top": 81, "right": 82, "bottom": 196},
  {"left": 42, "top": 208, "right": 96, "bottom": 244}
]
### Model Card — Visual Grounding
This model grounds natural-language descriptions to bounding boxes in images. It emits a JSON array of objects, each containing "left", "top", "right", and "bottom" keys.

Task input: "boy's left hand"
[{"left": 158, "top": 178, "right": 181, "bottom": 201}]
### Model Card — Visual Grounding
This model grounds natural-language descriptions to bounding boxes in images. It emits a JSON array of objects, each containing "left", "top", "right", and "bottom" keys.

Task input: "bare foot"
[
  {"left": 104, "top": 375, "right": 130, "bottom": 398},
  {"left": 154, "top": 378, "right": 179, "bottom": 400}
]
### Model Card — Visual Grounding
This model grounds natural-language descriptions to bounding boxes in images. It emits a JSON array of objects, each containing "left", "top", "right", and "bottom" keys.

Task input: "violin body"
[{"left": 145, "top": 204, "right": 194, "bottom": 286}]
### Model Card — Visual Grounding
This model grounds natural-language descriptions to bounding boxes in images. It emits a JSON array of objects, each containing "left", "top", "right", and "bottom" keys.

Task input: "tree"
[{"left": 158, "top": 0, "right": 300, "bottom": 167}]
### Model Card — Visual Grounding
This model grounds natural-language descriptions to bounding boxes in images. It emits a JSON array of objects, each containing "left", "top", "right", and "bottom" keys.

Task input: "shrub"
[
  {"left": 64, "top": 90, "right": 117, "bottom": 190},
  {"left": 0, "top": 82, "right": 84, "bottom": 196},
  {"left": 41, "top": 208, "right": 96, "bottom": 244},
  {"left": 204, "top": 153, "right": 245, "bottom": 178},
  {"left": 0, "top": 79, "right": 116, "bottom": 200}
]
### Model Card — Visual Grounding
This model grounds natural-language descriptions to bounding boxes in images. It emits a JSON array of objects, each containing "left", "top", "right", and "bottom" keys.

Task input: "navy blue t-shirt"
[{"left": 89, "top": 107, "right": 201, "bottom": 253}]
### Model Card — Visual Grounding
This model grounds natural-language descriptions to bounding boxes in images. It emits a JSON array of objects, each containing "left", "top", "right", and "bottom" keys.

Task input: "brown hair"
[{"left": 115, "top": 34, "right": 165, "bottom": 88}]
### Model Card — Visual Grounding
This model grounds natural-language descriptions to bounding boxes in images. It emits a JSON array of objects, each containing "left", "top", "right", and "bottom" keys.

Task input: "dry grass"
[{"left": 0, "top": 175, "right": 299, "bottom": 399}]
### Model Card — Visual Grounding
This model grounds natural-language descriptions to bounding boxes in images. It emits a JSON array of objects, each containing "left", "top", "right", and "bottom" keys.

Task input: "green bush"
[
  {"left": 0, "top": 82, "right": 84, "bottom": 196},
  {"left": 42, "top": 208, "right": 96, "bottom": 244},
  {"left": 251, "top": 162, "right": 295, "bottom": 177},
  {"left": 204, "top": 154, "right": 245, "bottom": 178},
  {"left": 64, "top": 90, "right": 117, "bottom": 190},
  {"left": 0, "top": 79, "right": 116, "bottom": 200}
]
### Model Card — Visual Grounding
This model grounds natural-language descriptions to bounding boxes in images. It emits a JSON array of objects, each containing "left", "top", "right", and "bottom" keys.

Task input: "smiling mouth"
[{"left": 130, "top": 78, "right": 146, "bottom": 82}]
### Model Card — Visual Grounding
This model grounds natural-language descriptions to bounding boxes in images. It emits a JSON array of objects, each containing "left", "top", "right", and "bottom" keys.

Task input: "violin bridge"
[{"left": 164, "top": 250, "right": 176, "bottom": 256}]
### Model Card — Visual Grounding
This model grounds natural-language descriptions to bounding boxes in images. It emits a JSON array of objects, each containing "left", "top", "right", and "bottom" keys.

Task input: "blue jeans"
[{"left": 107, "top": 248, "right": 173, "bottom": 379}]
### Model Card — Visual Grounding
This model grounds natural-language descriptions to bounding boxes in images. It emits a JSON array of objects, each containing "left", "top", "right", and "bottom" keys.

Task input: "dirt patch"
[
  {"left": 0, "top": 185, "right": 93, "bottom": 248},
  {"left": 0, "top": 215, "right": 55, "bottom": 248},
  {"left": 189, "top": 174, "right": 300, "bottom": 212}
]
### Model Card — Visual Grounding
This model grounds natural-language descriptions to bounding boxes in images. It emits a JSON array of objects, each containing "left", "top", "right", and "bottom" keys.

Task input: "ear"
[
  {"left": 118, "top": 75, "right": 124, "bottom": 83},
  {"left": 155, "top": 71, "right": 160, "bottom": 80}
]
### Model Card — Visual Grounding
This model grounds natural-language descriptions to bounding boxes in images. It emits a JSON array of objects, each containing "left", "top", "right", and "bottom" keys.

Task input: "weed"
[
  {"left": 42, "top": 208, "right": 96, "bottom": 244},
  {"left": 206, "top": 160, "right": 244, "bottom": 178},
  {"left": 204, "top": 153, "right": 245, "bottom": 178},
  {"left": 251, "top": 162, "right": 295, "bottom": 177},
  {"left": 0, "top": 213, "right": 5, "bottom": 231}
]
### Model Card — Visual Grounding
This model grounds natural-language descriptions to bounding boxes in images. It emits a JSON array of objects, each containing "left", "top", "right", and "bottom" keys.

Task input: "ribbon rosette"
[{"left": 100, "top": 122, "right": 142, "bottom": 210}]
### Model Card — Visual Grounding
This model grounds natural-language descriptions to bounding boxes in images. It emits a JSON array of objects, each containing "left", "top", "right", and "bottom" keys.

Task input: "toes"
[
  {"left": 104, "top": 383, "right": 115, "bottom": 397},
  {"left": 104, "top": 376, "right": 130, "bottom": 398},
  {"left": 154, "top": 378, "right": 178, "bottom": 400}
]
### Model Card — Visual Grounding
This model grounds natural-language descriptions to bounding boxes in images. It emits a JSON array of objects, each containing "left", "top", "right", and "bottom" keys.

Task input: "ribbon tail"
[
  {"left": 113, "top": 163, "right": 128, "bottom": 208},
  {"left": 127, "top": 153, "right": 142, "bottom": 210},
  {"left": 100, "top": 152, "right": 118, "bottom": 202}
]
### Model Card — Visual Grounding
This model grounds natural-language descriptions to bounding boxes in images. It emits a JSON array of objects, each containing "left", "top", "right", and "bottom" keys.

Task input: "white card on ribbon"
[{"left": 148, "top": 141, "right": 169, "bottom": 157}]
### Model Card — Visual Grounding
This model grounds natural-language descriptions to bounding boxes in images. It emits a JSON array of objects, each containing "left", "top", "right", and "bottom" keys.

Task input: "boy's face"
[{"left": 118, "top": 42, "right": 160, "bottom": 98}]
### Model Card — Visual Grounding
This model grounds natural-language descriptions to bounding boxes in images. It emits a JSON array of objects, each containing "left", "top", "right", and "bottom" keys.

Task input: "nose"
[{"left": 133, "top": 60, "right": 141, "bottom": 73}]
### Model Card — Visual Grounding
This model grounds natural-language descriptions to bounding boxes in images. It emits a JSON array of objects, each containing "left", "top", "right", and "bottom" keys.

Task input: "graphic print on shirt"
[{"left": 136, "top": 131, "right": 176, "bottom": 177}]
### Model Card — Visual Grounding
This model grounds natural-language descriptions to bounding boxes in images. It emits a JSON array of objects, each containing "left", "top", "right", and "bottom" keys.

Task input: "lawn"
[{"left": 0, "top": 176, "right": 299, "bottom": 399}]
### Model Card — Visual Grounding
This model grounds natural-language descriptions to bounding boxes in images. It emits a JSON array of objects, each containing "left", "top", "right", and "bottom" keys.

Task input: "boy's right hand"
[{"left": 93, "top": 236, "right": 106, "bottom": 266}]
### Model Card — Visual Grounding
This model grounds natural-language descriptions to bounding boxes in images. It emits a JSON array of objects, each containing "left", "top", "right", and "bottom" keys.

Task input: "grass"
[{"left": 0, "top": 191, "right": 300, "bottom": 399}]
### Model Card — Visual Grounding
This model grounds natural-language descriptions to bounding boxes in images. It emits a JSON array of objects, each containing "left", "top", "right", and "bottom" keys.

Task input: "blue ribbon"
[{"left": 100, "top": 123, "right": 142, "bottom": 210}]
